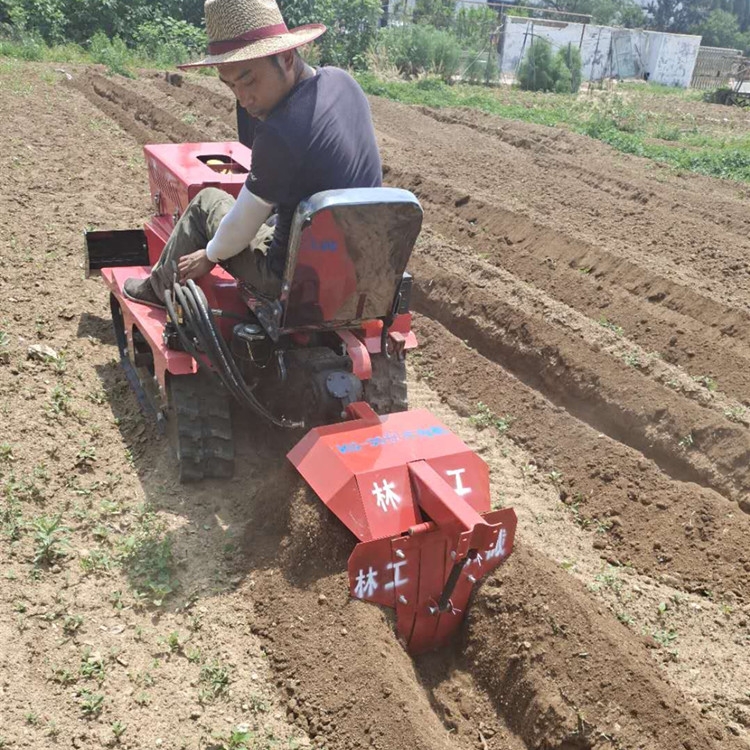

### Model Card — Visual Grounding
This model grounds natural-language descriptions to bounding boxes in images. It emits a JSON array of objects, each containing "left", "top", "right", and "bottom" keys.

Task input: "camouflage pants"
[{"left": 150, "top": 187, "right": 280, "bottom": 301}]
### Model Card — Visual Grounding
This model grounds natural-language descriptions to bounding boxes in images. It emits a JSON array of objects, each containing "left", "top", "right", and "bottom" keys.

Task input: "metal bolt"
[
  {"left": 450, "top": 551, "right": 457, "bottom": 561},
  {"left": 428, "top": 606, "right": 438, "bottom": 615},
  {"left": 467, "top": 574, "right": 477, "bottom": 584},
  {"left": 395, "top": 549, "right": 406, "bottom": 559},
  {"left": 398, "top": 595, "right": 408, "bottom": 605}
]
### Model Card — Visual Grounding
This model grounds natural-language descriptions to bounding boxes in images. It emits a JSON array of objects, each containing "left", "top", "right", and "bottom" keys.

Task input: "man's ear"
[{"left": 280, "top": 49, "right": 297, "bottom": 72}]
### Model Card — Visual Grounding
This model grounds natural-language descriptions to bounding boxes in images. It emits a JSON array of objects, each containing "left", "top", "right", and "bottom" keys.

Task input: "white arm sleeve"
[{"left": 205, "top": 185, "right": 274, "bottom": 263}]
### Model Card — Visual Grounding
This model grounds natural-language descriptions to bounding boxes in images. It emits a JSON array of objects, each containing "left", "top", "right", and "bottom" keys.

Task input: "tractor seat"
[{"left": 243, "top": 188, "right": 423, "bottom": 337}]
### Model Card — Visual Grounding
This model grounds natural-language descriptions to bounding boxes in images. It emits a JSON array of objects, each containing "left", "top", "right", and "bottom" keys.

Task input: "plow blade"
[{"left": 288, "top": 402, "right": 517, "bottom": 654}]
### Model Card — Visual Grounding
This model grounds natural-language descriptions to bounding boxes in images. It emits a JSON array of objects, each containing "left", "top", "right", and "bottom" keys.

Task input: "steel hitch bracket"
[{"left": 288, "top": 402, "right": 517, "bottom": 654}]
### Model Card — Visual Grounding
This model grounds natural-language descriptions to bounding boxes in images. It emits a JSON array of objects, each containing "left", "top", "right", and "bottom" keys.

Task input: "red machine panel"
[
  {"left": 143, "top": 142, "right": 252, "bottom": 264},
  {"left": 288, "top": 403, "right": 517, "bottom": 654}
]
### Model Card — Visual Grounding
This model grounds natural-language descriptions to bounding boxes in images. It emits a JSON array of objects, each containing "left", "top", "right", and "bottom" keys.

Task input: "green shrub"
[
  {"left": 412, "top": 0, "right": 456, "bottom": 29},
  {"left": 557, "top": 43, "right": 582, "bottom": 93},
  {"left": 518, "top": 38, "right": 582, "bottom": 94},
  {"left": 378, "top": 24, "right": 461, "bottom": 81},
  {"left": 0, "top": 24, "right": 45, "bottom": 60},
  {"left": 517, "top": 37, "right": 556, "bottom": 92},
  {"left": 134, "top": 15, "right": 206, "bottom": 66},
  {"left": 454, "top": 7, "right": 499, "bottom": 48},
  {"left": 282, "top": 0, "right": 381, "bottom": 69},
  {"left": 88, "top": 31, "right": 135, "bottom": 78}
]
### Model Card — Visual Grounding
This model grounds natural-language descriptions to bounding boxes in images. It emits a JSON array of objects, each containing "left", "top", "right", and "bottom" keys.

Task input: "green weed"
[
  {"left": 78, "top": 690, "right": 104, "bottom": 717},
  {"left": 199, "top": 660, "right": 231, "bottom": 703},
  {"left": 111, "top": 720, "right": 127, "bottom": 741},
  {"left": 598, "top": 317, "right": 624, "bottom": 336},
  {"left": 678, "top": 432, "right": 694, "bottom": 449},
  {"left": 79, "top": 548, "right": 113, "bottom": 575},
  {"left": 75, "top": 443, "right": 97, "bottom": 469},
  {"left": 63, "top": 614, "right": 84, "bottom": 636},
  {"left": 119, "top": 507, "right": 176, "bottom": 605},
  {"left": 80, "top": 647, "right": 106, "bottom": 681},
  {"left": 724, "top": 405, "right": 748, "bottom": 423},
  {"left": 470, "top": 402, "right": 513, "bottom": 434},
  {"left": 31, "top": 515, "right": 70, "bottom": 565},
  {"left": 693, "top": 374, "right": 718, "bottom": 392},
  {"left": 49, "top": 385, "right": 72, "bottom": 416}
]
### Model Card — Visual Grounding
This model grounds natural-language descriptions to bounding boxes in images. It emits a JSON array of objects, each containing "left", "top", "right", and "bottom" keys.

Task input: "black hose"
[
  {"left": 174, "top": 283, "right": 249, "bottom": 407},
  {"left": 168, "top": 280, "right": 299, "bottom": 429},
  {"left": 186, "top": 281, "right": 299, "bottom": 429}
]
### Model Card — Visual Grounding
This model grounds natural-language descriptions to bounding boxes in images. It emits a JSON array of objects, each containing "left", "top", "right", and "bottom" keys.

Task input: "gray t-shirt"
[{"left": 237, "top": 67, "right": 382, "bottom": 277}]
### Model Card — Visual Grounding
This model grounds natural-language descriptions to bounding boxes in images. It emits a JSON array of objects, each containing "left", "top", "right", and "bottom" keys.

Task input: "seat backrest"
[{"left": 279, "top": 188, "right": 423, "bottom": 330}]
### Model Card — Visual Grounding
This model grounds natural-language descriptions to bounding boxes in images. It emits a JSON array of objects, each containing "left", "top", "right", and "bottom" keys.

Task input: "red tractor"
[{"left": 86, "top": 141, "right": 516, "bottom": 653}]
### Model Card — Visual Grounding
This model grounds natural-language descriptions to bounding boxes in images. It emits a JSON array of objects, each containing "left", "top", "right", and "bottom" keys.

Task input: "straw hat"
[{"left": 179, "top": 0, "right": 326, "bottom": 69}]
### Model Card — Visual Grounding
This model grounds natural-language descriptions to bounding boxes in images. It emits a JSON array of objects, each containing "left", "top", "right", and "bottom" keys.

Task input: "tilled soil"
[{"left": 1, "top": 61, "right": 750, "bottom": 749}]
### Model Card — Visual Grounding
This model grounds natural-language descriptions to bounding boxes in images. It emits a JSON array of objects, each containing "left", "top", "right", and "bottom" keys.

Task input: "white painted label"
[
  {"left": 384, "top": 560, "right": 409, "bottom": 591},
  {"left": 354, "top": 567, "right": 379, "bottom": 598},
  {"left": 446, "top": 468, "right": 472, "bottom": 497},
  {"left": 486, "top": 528, "right": 508, "bottom": 561},
  {"left": 372, "top": 479, "right": 401, "bottom": 512}
]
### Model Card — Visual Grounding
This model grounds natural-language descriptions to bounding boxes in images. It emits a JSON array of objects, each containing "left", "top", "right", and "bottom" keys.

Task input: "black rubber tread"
[
  {"left": 364, "top": 353, "right": 408, "bottom": 415},
  {"left": 168, "top": 371, "right": 235, "bottom": 483}
]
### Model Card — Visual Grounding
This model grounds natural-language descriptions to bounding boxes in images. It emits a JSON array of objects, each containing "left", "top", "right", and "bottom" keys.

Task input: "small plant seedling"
[
  {"left": 616, "top": 611, "right": 634, "bottom": 626},
  {"left": 80, "top": 548, "right": 113, "bottom": 575},
  {"left": 32, "top": 515, "right": 70, "bottom": 565},
  {"left": 110, "top": 590, "right": 124, "bottom": 610},
  {"left": 0, "top": 443, "right": 13, "bottom": 462},
  {"left": 199, "top": 660, "right": 231, "bottom": 702},
  {"left": 134, "top": 691, "right": 151, "bottom": 707},
  {"left": 49, "top": 385, "right": 72, "bottom": 416},
  {"left": 692, "top": 374, "right": 717, "bottom": 392},
  {"left": 547, "top": 469, "right": 563, "bottom": 488},
  {"left": 111, "top": 720, "right": 127, "bottom": 740},
  {"left": 724, "top": 405, "right": 747, "bottom": 423},
  {"left": 25, "top": 711, "right": 39, "bottom": 725},
  {"left": 75, "top": 443, "right": 97, "bottom": 469},
  {"left": 470, "top": 402, "right": 513, "bottom": 435},
  {"left": 598, "top": 317, "right": 624, "bottom": 336},
  {"left": 653, "top": 629, "right": 678, "bottom": 647},
  {"left": 166, "top": 630, "right": 181, "bottom": 653},
  {"left": 79, "top": 690, "right": 104, "bottom": 717},
  {"left": 52, "top": 666, "right": 77, "bottom": 685},
  {"left": 623, "top": 351, "right": 642, "bottom": 368},
  {"left": 678, "top": 432, "right": 694, "bottom": 449},
  {"left": 80, "top": 648, "right": 106, "bottom": 681}
]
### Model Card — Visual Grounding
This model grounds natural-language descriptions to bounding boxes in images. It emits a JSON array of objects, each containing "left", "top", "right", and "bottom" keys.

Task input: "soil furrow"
[
  {"left": 410, "top": 313, "right": 750, "bottom": 599},
  {"left": 371, "top": 98, "right": 750, "bottom": 307},
  {"left": 385, "top": 165, "right": 750, "bottom": 407},
  {"left": 410, "top": 244, "right": 750, "bottom": 505},
  {"left": 417, "top": 105, "right": 750, "bottom": 238},
  {"left": 467, "top": 545, "right": 744, "bottom": 750},
  {"left": 68, "top": 71, "right": 208, "bottom": 146},
  {"left": 238, "top": 468, "right": 743, "bottom": 750}
]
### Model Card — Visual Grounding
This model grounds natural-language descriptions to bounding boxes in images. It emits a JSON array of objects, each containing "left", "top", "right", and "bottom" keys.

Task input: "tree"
[
  {"left": 646, "top": 0, "right": 711, "bottom": 32},
  {"left": 281, "top": 0, "right": 382, "bottom": 68},
  {"left": 695, "top": 7, "right": 750, "bottom": 50},
  {"left": 537, "top": 0, "right": 644, "bottom": 25},
  {"left": 412, "top": 0, "right": 456, "bottom": 28},
  {"left": 517, "top": 37, "right": 582, "bottom": 93}
]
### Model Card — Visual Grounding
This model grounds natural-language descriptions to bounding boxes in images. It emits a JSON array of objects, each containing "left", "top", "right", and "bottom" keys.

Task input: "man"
[{"left": 124, "top": 0, "right": 382, "bottom": 307}]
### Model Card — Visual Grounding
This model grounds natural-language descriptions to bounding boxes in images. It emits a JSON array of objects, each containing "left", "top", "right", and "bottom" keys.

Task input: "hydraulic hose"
[{"left": 165, "top": 280, "right": 300, "bottom": 429}]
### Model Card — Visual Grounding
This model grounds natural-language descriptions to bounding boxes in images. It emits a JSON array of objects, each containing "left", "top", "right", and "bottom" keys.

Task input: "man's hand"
[{"left": 177, "top": 249, "right": 215, "bottom": 283}]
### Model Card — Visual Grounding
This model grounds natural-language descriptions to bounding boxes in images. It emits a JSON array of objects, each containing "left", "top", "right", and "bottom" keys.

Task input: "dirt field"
[{"left": 1, "top": 59, "right": 750, "bottom": 750}]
